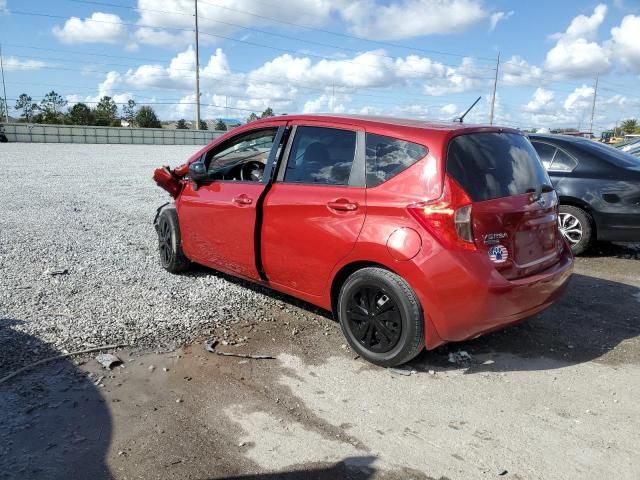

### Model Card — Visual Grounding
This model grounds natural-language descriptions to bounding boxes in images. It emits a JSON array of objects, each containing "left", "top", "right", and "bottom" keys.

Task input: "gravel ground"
[{"left": 0, "top": 143, "right": 316, "bottom": 375}]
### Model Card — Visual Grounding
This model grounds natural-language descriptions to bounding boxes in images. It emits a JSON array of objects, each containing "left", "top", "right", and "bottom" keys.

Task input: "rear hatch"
[{"left": 446, "top": 131, "right": 563, "bottom": 280}]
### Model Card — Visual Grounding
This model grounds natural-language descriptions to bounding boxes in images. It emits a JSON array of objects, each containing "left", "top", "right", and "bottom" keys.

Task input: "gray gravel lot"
[{"left": 0, "top": 143, "right": 313, "bottom": 374}]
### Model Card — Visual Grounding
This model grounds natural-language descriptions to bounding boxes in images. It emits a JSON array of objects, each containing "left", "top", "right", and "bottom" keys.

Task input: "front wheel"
[
  {"left": 155, "top": 207, "right": 191, "bottom": 273},
  {"left": 337, "top": 267, "right": 424, "bottom": 367},
  {"left": 558, "top": 205, "right": 593, "bottom": 255}
]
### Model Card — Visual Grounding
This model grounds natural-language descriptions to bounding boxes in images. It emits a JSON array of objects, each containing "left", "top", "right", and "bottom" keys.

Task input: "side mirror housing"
[{"left": 188, "top": 161, "right": 207, "bottom": 183}]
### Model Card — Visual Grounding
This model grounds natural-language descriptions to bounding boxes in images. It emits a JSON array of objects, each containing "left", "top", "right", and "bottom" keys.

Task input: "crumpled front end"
[{"left": 153, "top": 166, "right": 185, "bottom": 198}]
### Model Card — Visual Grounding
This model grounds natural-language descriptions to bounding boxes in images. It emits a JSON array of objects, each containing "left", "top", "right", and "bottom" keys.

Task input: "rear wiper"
[
  {"left": 526, "top": 183, "right": 554, "bottom": 203},
  {"left": 525, "top": 184, "right": 554, "bottom": 193}
]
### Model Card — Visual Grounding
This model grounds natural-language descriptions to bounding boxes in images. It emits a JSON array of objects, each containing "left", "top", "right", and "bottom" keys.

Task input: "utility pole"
[
  {"left": 331, "top": 83, "right": 335, "bottom": 113},
  {"left": 489, "top": 51, "right": 500, "bottom": 125},
  {"left": 589, "top": 75, "right": 599, "bottom": 135},
  {"left": 194, "top": 0, "right": 201, "bottom": 130},
  {"left": 0, "top": 44, "right": 9, "bottom": 123}
]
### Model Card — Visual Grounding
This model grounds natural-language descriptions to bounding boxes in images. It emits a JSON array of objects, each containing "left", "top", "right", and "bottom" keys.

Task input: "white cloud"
[
  {"left": 341, "top": 0, "right": 488, "bottom": 40},
  {"left": 3, "top": 57, "right": 48, "bottom": 71},
  {"left": 440, "top": 103, "right": 458, "bottom": 115},
  {"left": 422, "top": 58, "right": 489, "bottom": 95},
  {"left": 124, "top": 46, "right": 231, "bottom": 90},
  {"left": 302, "top": 94, "right": 349, "bottom": 114},
  {"left": 501, "top": 56, "right": 546, "bottom": 86},
  {"left": 609, "top": 15, "right": 640, "bottom": 72},
  {"left": 0, "top": 0, "right": 8, "bottom": 15},
  {"left": 133, "top": 0, "right": 338, "bottom": 48},
  {"left": 563, "top": 85, "right": 595, "bottom": 111},
  {"left": 524, "top": 88, "right": 555, "bottom": 113},
  {"left": 52, "top": 12, "right": 126, "bottom": 44},
  {"left": 544, "top": 5, "right": 611, "bottom": 77},
  {"left": 489, "top": 11, "right": 513, "bottom": 32}
]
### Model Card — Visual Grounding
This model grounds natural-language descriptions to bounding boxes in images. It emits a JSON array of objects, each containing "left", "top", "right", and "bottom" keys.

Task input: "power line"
[
  {"left": 67, "top": 0, "right": 491, "bottom": 72},
  {"left": 9, "top": 10, "right": 496, "bottom": 79},
  {"left": 196, "top": 0, "right": 496, "bottom": 62},
  {"left": 4, "top": 53, "right": 494, "bottom": 106}
]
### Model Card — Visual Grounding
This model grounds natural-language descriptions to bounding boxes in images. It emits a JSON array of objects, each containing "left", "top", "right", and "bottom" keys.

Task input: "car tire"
[
  {"left": 558, "top": 205, "right": 593, "bottom": 255},
  {"left": 156, "top": 207, "right": 191, "bottom": 273},
  {"left": 0, "top": 134, "right": 8, "bottom": 143},
  {"left": 337, "top": 267, "right": 424, "bottom": 367}
]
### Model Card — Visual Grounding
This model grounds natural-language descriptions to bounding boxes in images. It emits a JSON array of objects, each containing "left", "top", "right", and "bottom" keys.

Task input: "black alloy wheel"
[
  {"left": 158, "top": 216, "right": 173, "bottom": 267},
  {"left": 338, "top": 267, "right": 424, "bottom": 367},
  {"left": 156, "top": 207, "right": 191, "bottom": 273},
  {"left": 346, "top": 285, "right": 402, "bottom": 353}
]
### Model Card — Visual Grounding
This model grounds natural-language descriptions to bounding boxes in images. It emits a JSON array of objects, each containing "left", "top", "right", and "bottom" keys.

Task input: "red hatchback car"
[{"left": 153, "top": 115, "right": 573, "bottom": 366}]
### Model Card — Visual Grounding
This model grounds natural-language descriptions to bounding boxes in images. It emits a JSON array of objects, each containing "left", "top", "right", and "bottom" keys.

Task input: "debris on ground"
[
  {"left": 389, "top": 367, "right": 417, "bottom": 376},
  {"left": 96, "top": 353, "right": 122, "bottom": 370},
  {"left": 204, "top": 339, "right": 275, "bottom": 360},
  {"left": 46, "top": 268, "right": 69, "bottom": 276},
  {"left": 498, "top": 469, "right": 508, "bottom": 476},
  {"left": 448, "top": 350, "right": 474, "bottom": 365},
  {"left": 0, "top": 344, "right": 128, "bottom": 385}
]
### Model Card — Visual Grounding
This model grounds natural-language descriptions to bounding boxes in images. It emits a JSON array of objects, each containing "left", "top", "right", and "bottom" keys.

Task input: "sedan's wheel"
[
  {"left": 156, "top": 207, "right": 191, "bottom": 273},
  {"left": 558, "top": 205, "right": 593, "bottom": 255},
  {"left": 338, "top": 267, "right": 424, "bottom": 367}
]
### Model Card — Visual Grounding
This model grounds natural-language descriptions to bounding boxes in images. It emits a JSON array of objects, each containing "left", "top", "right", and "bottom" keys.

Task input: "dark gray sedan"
[{"left": 529, "top": 134, "right": 640, "bottom": 254}]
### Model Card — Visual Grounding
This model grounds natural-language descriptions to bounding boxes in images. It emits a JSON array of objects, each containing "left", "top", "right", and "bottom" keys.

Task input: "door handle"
[
  {"left": 232, "top": 195, "right": 253, "bottom": 205},
  {"left": 327, "top": 199, "right": 358, "bottom": 211}
]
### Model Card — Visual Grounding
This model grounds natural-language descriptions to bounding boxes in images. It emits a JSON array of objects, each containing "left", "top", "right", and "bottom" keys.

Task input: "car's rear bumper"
[{"left": 414, "top": 244, "right": 573, "bottom": 347}]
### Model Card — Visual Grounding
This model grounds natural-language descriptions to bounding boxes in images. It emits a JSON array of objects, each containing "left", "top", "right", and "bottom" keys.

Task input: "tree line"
[
  {"left": 6, "top": 91, "right": 162, "bottom": 128},
  {"left": 1, "top": 93, "right": 279, "bottom": 130}
]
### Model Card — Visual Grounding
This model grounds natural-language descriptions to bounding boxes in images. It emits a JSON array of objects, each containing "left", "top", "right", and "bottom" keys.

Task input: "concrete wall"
[{"left": 2, "top": 123, "right": 224, "bottom": 145}]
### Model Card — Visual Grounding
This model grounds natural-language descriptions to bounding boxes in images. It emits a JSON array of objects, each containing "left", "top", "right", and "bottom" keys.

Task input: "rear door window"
[
  {"left": 365, "top": 133, "right": 428, "bottom": 187},
  {"left": 447, "top": 132, "right": 550, "bottom": 202},
  {"left": 549, "top": 149, "right": 578, "bottom": 172},
  {"left": 283, "top": 126, "right": 356, "bottom": 185},
  {"left": 531, "top": 141, "right": 556, "bottom": 169}
]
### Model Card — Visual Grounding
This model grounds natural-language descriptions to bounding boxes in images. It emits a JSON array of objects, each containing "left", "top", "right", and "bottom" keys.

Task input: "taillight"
[{"left": 407, "top": 175, "right": 476, "bottom": 251}]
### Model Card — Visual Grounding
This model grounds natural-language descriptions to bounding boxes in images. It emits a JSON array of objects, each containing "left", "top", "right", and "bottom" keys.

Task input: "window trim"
[
  {"left": 532, "top": 140, "right": 578, "bottom": 173},
  {"left": 276, "top": 124, "right": 365, "bottom": 188},
  {"left": 199, "top": 127, "right": 283, "bottom": 185}
]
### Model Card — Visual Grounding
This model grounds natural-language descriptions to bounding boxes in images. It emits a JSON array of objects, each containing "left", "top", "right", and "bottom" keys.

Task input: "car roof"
[
  {"left": 249, "top": 114, "right": 520, "bottom": 136},
  {"left": 528, "top": 133, "right": 588, "bottom": 144}
]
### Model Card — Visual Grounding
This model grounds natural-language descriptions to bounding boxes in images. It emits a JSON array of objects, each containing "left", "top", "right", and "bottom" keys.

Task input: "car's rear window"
[{"left": 447, "top": 132, "right": 550, "bottom": 201}]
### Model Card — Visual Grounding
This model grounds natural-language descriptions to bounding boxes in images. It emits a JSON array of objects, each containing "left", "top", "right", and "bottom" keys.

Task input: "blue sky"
[{"left": 1, "top": 0, "right": 639, "bottom": 132}]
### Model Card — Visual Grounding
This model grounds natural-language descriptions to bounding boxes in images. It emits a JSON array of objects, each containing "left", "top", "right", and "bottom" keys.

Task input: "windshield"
[{"left": 447, "top": 132, "right": 551, "bottom": 202}]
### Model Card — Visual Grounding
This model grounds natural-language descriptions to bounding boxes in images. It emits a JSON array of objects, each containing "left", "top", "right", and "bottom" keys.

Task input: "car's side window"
[
  {"left": 204, "top": 128, "right": 278, "bottom": 181},
  {"left": 549, "top": 149, "right": 578, "bottom": 172},
  {"left": 365, "top": 133, "right": 428, "bottom": 187},
  {"left": 283, "top": 126, "right": 356, "bottom": 185},
  {"left": 531, "top": 141, "right": 557, "bottom": 170}
]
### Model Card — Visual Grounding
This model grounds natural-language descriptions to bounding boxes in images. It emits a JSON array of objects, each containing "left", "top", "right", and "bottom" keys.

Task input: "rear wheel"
[
  {"left": 337, "top": 267, "right": 424, "bottom": 367},
  {"left": 558, "top": 205, "right": 593, "bottom": 255},
  {"left": 156, "top": 207, "right": 191, "bottom": 273}
]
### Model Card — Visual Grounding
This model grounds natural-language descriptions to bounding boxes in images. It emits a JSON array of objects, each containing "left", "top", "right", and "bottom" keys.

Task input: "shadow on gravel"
[
  {"left": 207, "top": 456, "right": 439, "bottom": 480},
  {"left": 183, "top": 264, "right": 334, "bottom": 320},
  {"left": 410, "top": 272, "right": 640, "bottom": 373},
  {"left": 585, "top": 242, "right": 640, "bottom": 260},
  {"left": 0, "top": 318, "right": 112, "bottom": 480}
]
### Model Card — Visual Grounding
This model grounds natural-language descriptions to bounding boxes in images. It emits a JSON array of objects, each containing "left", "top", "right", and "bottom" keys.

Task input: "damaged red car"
[{"left": 153, "top": 115, "right": 573, "bottom": 367}]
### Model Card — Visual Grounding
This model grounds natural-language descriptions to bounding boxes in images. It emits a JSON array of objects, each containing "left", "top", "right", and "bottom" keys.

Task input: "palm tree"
[{"left": 620, "top": 119, "right": 638, "bottom": 134}]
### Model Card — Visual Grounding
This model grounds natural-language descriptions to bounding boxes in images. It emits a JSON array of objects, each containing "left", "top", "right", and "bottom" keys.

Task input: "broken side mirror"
[{"left": 188, "top": 161, "right": 207, "bottom": 186}]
